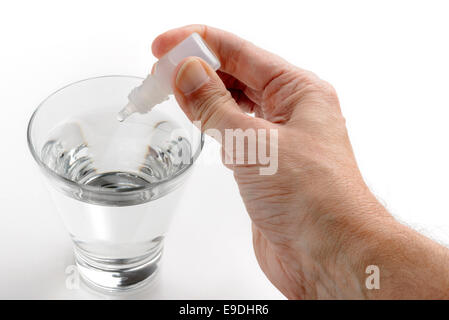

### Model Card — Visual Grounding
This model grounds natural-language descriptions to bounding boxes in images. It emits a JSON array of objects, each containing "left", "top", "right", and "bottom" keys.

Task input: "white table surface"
[{"left": 1, "top": 0, "right": 449, "bottom": 299}]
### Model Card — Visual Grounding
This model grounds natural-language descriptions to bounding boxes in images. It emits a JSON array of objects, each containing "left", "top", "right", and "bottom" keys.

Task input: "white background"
[{"left": 1, "top": 0, "right": 449, "bottom": 299}]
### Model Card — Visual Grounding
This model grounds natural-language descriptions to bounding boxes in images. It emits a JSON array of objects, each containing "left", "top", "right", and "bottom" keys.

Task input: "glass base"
[{"left": 74, "top": 246, "right": 162, "bottom": 292}]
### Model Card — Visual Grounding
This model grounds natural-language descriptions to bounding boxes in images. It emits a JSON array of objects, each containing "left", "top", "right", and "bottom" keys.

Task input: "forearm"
[
  {"left": 308, "top": 187, "right": 449, "bottom": 299},
  {"left": 360, "top": 222, "right": 449, "bottom": 299}
]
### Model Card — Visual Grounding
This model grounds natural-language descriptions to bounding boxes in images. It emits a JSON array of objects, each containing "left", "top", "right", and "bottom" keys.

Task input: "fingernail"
[{"left": 176, "top": 58, "right": 210, "bottom": 95}]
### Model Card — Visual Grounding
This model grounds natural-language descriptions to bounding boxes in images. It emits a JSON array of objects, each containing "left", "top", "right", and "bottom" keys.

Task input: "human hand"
[{"left": 152, "top": 25, "right": 449, "bottom": 299}]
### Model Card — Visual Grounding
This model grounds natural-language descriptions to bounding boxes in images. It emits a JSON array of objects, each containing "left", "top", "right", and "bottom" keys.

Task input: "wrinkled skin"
[{"left": 152, "top": 25, "right": 449, "bottom": 299}]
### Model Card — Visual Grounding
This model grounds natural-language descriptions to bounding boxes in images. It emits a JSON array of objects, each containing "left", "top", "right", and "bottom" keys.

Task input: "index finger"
[{"left": 151, "top": 24, "right": 290, "bottom": 91}]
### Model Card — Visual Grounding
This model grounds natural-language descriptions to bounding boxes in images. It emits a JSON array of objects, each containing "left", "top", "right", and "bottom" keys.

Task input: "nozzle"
[
  {"left": 117, "top": 33, "right": 220, "bottom": 122},
  {"left": 117, "top": 102, "right": 136, "bottom": 122}
]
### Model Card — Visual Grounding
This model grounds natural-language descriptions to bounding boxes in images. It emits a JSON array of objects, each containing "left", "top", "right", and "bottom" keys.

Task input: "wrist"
[
  {"left": 281, "top": 173, "right": 391, "bottom": 298},
  {"left": 302, "top": 185, "right": 449, "bottom": 299},
  {"left": 304, "top": 186, "right": 392, "bottom": 298}
]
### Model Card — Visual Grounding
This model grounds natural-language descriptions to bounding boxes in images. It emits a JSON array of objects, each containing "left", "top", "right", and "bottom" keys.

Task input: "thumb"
[{"left": 172, "top": 57, "right": 256, "bottom": 134}]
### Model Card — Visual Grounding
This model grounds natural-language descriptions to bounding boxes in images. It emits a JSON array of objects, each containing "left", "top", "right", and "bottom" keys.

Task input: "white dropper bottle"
[{"left": 117, "top": 33, "right": 221, "bottom": 122}]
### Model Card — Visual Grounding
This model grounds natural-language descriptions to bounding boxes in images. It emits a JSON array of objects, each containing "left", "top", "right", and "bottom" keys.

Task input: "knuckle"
[
  {"left": 320, "top": 80, "right": 338, "bottom": 100},
  {"left": 305, "top": 78, "right": 340, "bottom": 107},
  {"left": 291, "top": 70, "right": 338, "bottom": 100}
]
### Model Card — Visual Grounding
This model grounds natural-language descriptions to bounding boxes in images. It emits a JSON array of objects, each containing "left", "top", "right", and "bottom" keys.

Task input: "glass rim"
[{"left": 27, "top": 75, "right": 204, "bottom": 196}]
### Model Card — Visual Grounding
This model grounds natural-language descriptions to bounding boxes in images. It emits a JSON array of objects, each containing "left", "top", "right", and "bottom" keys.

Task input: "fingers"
[
  {"left": 152, "top": 24, "right": 290, "bottom": 91},
  {"left": 173, "top": 56, "right": 263, "bottom": 135}
]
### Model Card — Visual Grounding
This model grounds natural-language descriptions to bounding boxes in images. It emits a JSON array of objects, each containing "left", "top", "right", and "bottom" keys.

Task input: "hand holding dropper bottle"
[{"left": 117, "top": 33, "right": 221, "bottom": 122}]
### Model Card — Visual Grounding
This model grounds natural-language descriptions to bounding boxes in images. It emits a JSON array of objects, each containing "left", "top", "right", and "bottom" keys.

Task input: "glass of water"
[{"left": 27, "top": 76, "right": 203, "bottom": 291}]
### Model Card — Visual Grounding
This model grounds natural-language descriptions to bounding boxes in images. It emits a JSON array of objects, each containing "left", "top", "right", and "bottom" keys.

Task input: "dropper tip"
[
  {"left": 116, "top": 112, "right": 127, "bottom": 122},
  {"left": 117, "top": 103, "right": 135, "bottom": 122}
]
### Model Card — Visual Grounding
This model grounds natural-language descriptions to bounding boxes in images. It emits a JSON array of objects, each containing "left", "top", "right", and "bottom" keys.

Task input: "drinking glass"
[{"left": 27, "top": 76, "right": 203, "bottom": 291}]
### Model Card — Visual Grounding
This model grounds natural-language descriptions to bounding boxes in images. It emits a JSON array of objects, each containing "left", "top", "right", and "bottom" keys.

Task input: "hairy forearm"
[
  {"left": 355, "top": 221, "right": 449, "bottom": 299},
  {"left": 308, "top": 187, "right": 449, "bottom": 299}
]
